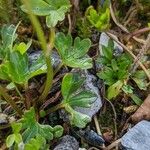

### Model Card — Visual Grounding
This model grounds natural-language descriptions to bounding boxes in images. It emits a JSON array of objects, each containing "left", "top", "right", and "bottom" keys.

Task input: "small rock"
[
  {"left": 78, "top": 128, "right": 105, "bottom": 147},
  {"left": 0, "top": 113, "right": 8, "bottom": 125},
  {"left": 121, "top": 120, "right": 150, "bottom": 150},
  {"left": 28, "top": 51, "right": 61, "bottom": 69},
  {"left": 54, "top": 135, "right": 79, "bottom": 150},
  {"left": 73, "top": 70, "right": 102, "bottom": 118}
]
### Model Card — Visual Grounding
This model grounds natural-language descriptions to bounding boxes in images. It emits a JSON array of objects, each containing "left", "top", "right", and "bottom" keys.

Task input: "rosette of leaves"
[
  {"left": 86, "top": 0, "right": 110, "bottom": 31},
  {"left": 0, "top": 24, "right": 47, "bottom": 85},
  {"left": 61, "top": 73, "right": 97, "bottom": 128},
  {"left": 96, "top": 40, "right": 132, "bottom": 99},
  {"left": 55, "top": 32, "right": 93, "bottom": 69},
  {"left": 6, "top": 107, "right": 63, "bottom": 150},
  {"left": 21, "top": 0, "right": 71, "bottom": 27}
]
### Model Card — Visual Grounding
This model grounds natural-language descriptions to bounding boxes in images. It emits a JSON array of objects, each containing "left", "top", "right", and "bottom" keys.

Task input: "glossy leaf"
[
  {"left": 66, "top": 105, "right": 91, "bottom": 128},
  {"left": 11, "top": 122, "right": 22, "bottom": 134},
  {"left": 21, "top": 107, "right": 53, "bottom": 143},
  {"left": 14, "top": 133, "right": 22, "bottom": 144},
  {"left": 21, "top": 0, "right": 52, "bottom": 16},
  {"left": 97, "top": 67, "right": 116, "bottom": 85},
  {"left": 55, "top": 33, "right": 92, "bottom": 69},
  {"left": 0, "top": 24, "right": 17, "bottom": 59},
  {"left": 61, "top": 73, "right": 85, "bottom": 99},
  {"left": 46, "top": 6, "right": 70, "bottom": 27},
  {"left": 61, "top": 73, "right": 96, "bottom": 128},
  {"left": 132, "top": 70, "right": 149, "bottom": 90},
  {"left": 86, "top": 6, "right": 110, "bottom": 31},
  {"left": 53, "top": 125, "right": 64, "bottom": 138},
  {"left": 107, "top": 80, "right": 124, "bottom": 100},
  {"left": 1, "top": 24, "right": 17, "bottom": 49},
  {"left": 21, "top": 0, "right": 71, "bottom": 27},
  {"left": 130, "top": 94, "right": 143, "bottom": 106},
  {"left": 122, "top": 85, "right": 133, "bottom": 94},
  {"left": 24, "top": 135, "right": 46, "bottom": 150},
  {"left": 67, "top": 91, "right": 96, "bottom": 108},
  {"left": 6, "top": 134, "right": 15, "bottom": 147},
  {"left": 102, "top": 45, "right": 113, "bottom": 60},
  {"left": 14, "top": 40, "right": 32, "bottom": 55}
]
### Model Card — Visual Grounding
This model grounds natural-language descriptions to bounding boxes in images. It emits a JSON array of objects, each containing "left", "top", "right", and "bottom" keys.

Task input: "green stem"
[
  {"left": 38, "top": 28, "right": 55, "bottom": 102},
  {"left": 14, "top": 83, "right": 24, "bottom": 100},
  {"left": 45, "top": 103, "right": 64, "bottom": 116},
  {"left": 53, "top": 62, "right": 64, "bottom": 76},
  {"left": 21, "top": 0, "right": 54, "bottom": 103},
  {"left": 0, "top": 85, "right": 23, "bottom": 117}
]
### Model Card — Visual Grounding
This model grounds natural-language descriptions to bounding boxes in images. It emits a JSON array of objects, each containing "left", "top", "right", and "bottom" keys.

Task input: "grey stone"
[
  {"left": 121, "top": 120, "right": 150, "bottom": 150},
  {"left": 78, "top": 128, "right": 105, "bottom": 147},
  {"left": 71, "top": 69, "right": 102, "bottom": 118},
  {"left": 0, "top": 113, "right": 8, "bottom": 125},
  {"left": 54, "top": 135, "right": 79, "bottom": 150},
  {"left": 28, "top": 51, "right": 61, "bottom": 69}
]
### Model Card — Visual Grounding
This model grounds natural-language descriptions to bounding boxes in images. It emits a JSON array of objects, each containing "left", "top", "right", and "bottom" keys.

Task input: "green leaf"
[
  {"left": 55, "top": 33, "right": 92, "bottom": 69},
  {"left": 67, "top": 91, "right": 96, "bottom": 108},
  {"left": 46, "top": 6, "right": 70, "bottom": 27},
  {"left": 0, "top": 63, "right": 10, "bottom": 81},
  {"left": 6, "top": 82, "right": 15, "bottom": 90},
  {"left": 102, "top": 45, "right": 113, "bottom": 60},
  {"left": 1, "top": 24, "right": 17, "bottom": 50},
  {"left": 0, "top": 24, "right": 17, "bottom": 59},
  {"left": 122, "top": 85, "right": 133, "bottom": 94},
  {"left": 107, "top": 80, "right": 124, "bottom": 100},
  {"left": 66, "top": 105, "right": 91, "bottom": 128},
  {"left": 6, "top": 51, "right": 29, "bottom": 84},
  {"left": 111, "top": 59, "right": 118, "bottom": 71},
  {"left": 61, "top": 73, "right": 85, "bottom": 100},
  {"left": 97, "top": 67, "right": 116, "bottom": 85},
  {"left": 86, "top": 6, "right": 110, "bottom": 31},
  {"left": 21, "top": 0, "right": 52, "bottom": 16},
  {"left": 61, "top": 73, "right": 96, "bottom": 128},
  {"left": 15, "top": 133, "right": 22, "bottom": 144},
  {"left": 21, "top": 107, "right": 57, "bottom": 143},
  {"left": 6, "top": 134, "right": 15, "bottom": 147},
  {"left": 130, "top": 94, "right": 143, "bottom": 106},
  {"left": 132, "top": 77, "right": 147, "bottom": 90},
  {"left": 53, "top": 125, "right": 63, "bottom": 138},
  {"left": 132, "top": 70, "right": 149, "bottom": 90},
  {"left": 11, "top": 122, "right": 22, "bottom": 134},
  {"left": 28, "top": 54, "right": 47, "bottom": 80},
  {"left": 21, "top": 0, "right": 71, "bottom": 28},
  {"left": 24, "top": 135, "right": 46, "bottom": 150},
  {"left": 14, "top": 40, "right": 32, "bottom": 55}
]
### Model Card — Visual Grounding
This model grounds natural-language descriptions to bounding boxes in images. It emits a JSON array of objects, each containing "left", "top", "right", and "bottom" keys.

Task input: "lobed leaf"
[
  {"left": 21, "top": 0, "right": 71, "bottom": 27},
  {"left": 55, "top": 33, "right": 92, "bottom": 69},
  {"left": 61, "top": 73, "right": 96, "bottom": 128}
]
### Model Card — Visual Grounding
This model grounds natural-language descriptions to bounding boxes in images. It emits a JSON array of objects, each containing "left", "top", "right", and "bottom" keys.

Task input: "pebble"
[
  {"left": 54, "top": 135, "right": 79, "bottom": 150},
  {"left": 121, "top": 120, "right": 150, "bottom": 150},
  {"left": 28, "top": 51, "right": 61, "bottom": 69}
]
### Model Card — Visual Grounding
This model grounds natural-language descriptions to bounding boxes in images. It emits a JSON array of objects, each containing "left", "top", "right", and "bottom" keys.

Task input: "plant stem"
[
  {"left": 0, "top": 85, "right": 23, "bottom": 116},
  {"left": 14, "top": 83, "right": 24, "bottom": 100},
  {"left": 45, "top": 103, "right": 64, "bottom": 116},
  {"left": 21, "top": 0, "right": 54, "bottom": 103},
  {"left": 38, "top": 28, "right": 55, "bottom": 102},
  {"left": 54, "top": 62, "right": 64, "bottom": 76},
  {"left": 24, "top": 82, "right": 31, "bottom": 109}
]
